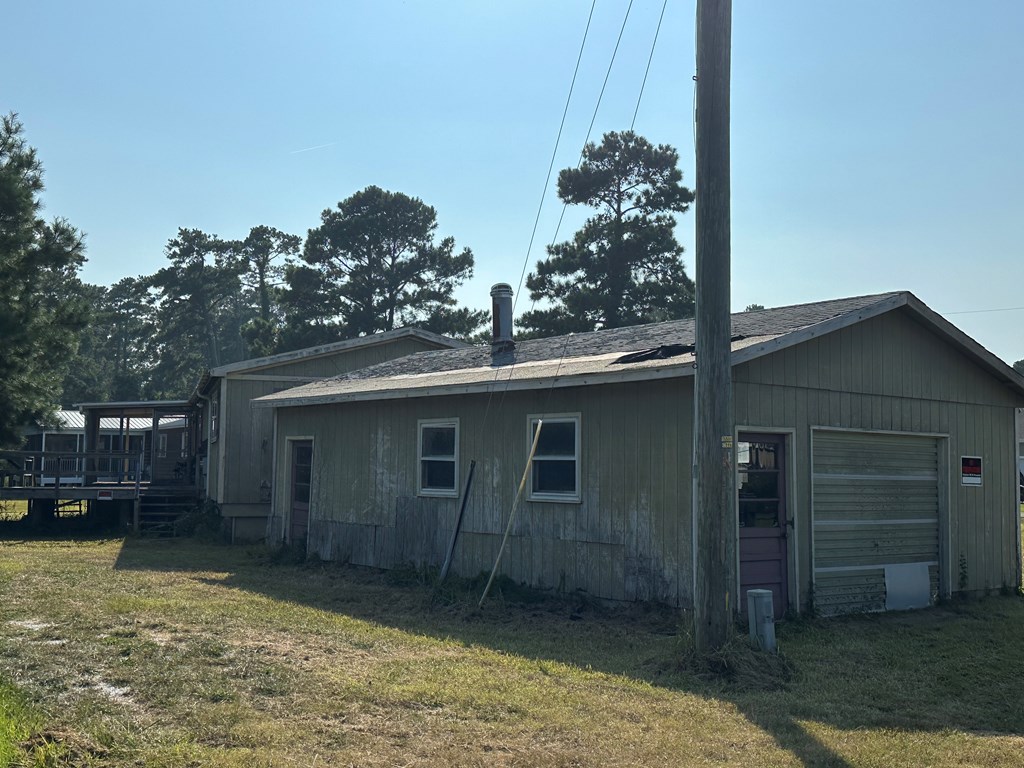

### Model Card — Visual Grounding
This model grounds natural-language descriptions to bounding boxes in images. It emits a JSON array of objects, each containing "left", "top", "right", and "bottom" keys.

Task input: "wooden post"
[{"left": 693, "top": 0, "right": 736, "bottom": 654}]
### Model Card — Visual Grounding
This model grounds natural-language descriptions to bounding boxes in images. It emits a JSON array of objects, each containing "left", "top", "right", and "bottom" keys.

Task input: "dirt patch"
[{"left": 8, "top": 619, "right": 52, "bottom": 631}]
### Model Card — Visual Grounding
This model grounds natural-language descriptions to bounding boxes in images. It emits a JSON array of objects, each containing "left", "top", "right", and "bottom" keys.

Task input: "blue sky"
[{"left": 7, "top": 1, "right": 1023, "bottom": 362}]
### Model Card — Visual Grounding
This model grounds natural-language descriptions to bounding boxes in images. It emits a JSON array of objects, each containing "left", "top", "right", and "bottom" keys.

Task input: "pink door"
[{"left": 737, "top": 433, "right": 788, "bottom": 619}]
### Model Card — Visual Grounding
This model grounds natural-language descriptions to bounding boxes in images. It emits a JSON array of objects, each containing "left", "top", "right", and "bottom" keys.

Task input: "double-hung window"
[
  {"left": 528, "top": 414, "right": 580, "bottom": 502},
  {"left": 209, "top": 397, "right": 219, "bottom": 443},
  {"left": 418, "top": 419, "right": 459, "bottom": 497},
  {"left": 157, "top": 433, "right": 168, "bottom": 459}
]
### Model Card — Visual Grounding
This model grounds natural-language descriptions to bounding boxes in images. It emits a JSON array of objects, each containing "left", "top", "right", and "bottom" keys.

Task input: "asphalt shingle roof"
[{"left": 255, "top": 292, "right": 904, "bottom": 408}]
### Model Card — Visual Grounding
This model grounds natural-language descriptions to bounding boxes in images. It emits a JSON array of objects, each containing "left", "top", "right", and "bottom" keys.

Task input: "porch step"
[{"left": 138, "top": 493, "right": 198, "bottom": 537}]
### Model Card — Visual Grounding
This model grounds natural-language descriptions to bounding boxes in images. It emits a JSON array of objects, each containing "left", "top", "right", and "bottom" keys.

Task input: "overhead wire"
[
  {"left": 630, "top": 0, "right": 669, "bottom": 131},
  {"left": 941, "top": 306, "right": 1024, "bottom": 315},
  {"left": 481, "top": 4, "right": 645, "bottom": 605},
  {"left": 479, "top": 2, "right": 683, "bottom": 604},
  {"left": 542, "top": 0, "right": 636, "bottom": 254},
  {"left": 479, "top": 0, "right": 597, "bottom": 437},
  {"left": 511, "top": 0, "right": 598, "bottom": 317},
  {"left": 495, "top": 0, "right": 637, "bottom": 420}
]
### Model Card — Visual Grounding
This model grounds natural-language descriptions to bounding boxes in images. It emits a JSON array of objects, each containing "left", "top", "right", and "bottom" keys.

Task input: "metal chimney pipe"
[{"left": 490, "top": 282, "right": 514, "bottom": 356}]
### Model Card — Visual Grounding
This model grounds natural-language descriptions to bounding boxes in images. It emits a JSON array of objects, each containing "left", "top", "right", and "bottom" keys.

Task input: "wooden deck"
[{"left": 1, "top": 450, "right": 200, "bottom": 534}]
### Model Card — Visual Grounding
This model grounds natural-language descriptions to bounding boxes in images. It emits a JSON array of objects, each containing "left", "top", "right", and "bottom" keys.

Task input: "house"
[
  {"left": 19, "top": 408, "right": 189, "bottom": 486},
  {"left": 1, "top": 401, "right": 201, "bottom": 532},
  {"left": 254, "top": 288, "right": 1024, "bottom": 617},
  {"left": 190, "top": 328, "right": 467, "bottom": 541}
]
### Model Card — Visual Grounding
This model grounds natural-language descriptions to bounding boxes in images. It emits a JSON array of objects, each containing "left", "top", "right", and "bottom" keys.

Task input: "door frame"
[
  {"left": 285, "top": 435, "right": 315, "bottom": 547},
  {"left": 735, "top": 426, "right": 798, "bottom": 615}
]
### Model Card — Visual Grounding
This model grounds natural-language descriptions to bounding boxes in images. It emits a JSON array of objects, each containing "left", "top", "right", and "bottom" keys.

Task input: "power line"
[
  {"left": 499, "top": 3, "right": 636, "bottom": 420},
  {"left": 483, "top": 1, "right": 597, "bottom": 436},
  {"left": 631, "top": 0, "right": 669, "bottom": 131},
  {"left": 942, "top": 306, "right": 1024, "bottom": 316},
  {"left": 512, "top": 0, "right": 597, "bottom": 318},
  {"left": 544, "top": 0, "right": 636, "bottom": 256}
]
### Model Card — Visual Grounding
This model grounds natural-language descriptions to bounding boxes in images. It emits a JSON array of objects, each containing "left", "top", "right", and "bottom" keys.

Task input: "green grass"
[
  {"left": 0, "top": 500, "right": 28, "bottom": 522},
  {"left": 0, "top": 537, "right": 1022, "bottom": 766},
  {"left": 0, "top": 681, "right": 39, "bottom": 766}
]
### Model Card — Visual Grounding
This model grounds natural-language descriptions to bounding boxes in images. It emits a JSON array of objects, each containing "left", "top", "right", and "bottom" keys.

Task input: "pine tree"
[
  {"left": 0, "top": 114, "right": 88, "bottom": 445},
  {"left": 285, "top": 186, "right": 485, "bottom": 340},
  {"left": 521, "top": 131, "right": 695, "bottom": 336}
]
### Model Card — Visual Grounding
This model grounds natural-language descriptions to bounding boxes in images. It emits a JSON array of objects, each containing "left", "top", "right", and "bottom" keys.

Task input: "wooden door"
[
  {"left": 289, "top": 440, "right": 313, "bottom": 546},
  {"left": 737, "top": 433, "right": 788, "bottom": 619}
]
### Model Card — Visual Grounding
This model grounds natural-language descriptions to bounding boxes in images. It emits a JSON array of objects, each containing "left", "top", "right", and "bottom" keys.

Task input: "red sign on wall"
[{"left": 961, "top": 456, "right": 982, "bottom": 486}]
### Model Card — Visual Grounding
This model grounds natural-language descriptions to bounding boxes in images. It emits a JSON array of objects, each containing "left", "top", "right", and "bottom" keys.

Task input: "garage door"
[{"left": 812, "top": 430, "right": 941, "bottom": 616}]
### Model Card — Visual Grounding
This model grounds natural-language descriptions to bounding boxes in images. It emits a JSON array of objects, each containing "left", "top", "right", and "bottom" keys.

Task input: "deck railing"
[{"left": 0, "top": 450, "right": 145, "bottom": 490}]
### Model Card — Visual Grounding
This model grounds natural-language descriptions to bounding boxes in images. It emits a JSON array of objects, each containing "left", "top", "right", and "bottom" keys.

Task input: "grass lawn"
[
  {"left": 0, "top": 501, "right": 28, "bottom": 523},
  {"left": 0, "top": 537, "right": 1022, "bottom": 767}
]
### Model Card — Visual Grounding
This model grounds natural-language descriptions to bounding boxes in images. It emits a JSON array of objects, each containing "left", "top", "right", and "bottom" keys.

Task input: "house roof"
[
  {"left": 26, "top": 410, "right": 180, "bottom": 433},
  {"left": 205, "top": 327, "right": 466, "bottom": 379},
  {"left": 74, "top": 401, "right": 192, "bottom": 419},
  {"left": 253, "top": 291, "right": 1024, "bottom": 408}
]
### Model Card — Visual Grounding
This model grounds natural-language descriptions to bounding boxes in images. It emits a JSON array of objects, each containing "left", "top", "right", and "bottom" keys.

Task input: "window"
[
  {"left": 157, "top": 433, "right": 168, "bottom": 459},
  {"left": 210, "top": 397, "right": 219, "bottom": 443},
  {"left": 418, "top": 419, "right": 459, "bottom": 497},
  {"left": 528, "top": 415, "right": 580, "bottom": 502}
]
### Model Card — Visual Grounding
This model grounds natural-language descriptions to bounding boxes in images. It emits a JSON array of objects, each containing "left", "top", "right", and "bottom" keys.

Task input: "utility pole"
[{"left": 693, "top": 0, "right": 735, "bottom": 654}]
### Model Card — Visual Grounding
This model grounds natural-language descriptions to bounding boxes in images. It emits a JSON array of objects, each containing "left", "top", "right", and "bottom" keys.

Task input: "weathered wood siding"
[
  {"left": 734, "top": 308, "right": 1020, "bottom": 606},
  {"left": 271, "top": 307, "right": 1021, "bottom": 609},
  {"left": 272, "top": 379, "right": 695, "bottom": 605},
  {"left": 211, "top": 336, "right": 448, "bottom": 521}
]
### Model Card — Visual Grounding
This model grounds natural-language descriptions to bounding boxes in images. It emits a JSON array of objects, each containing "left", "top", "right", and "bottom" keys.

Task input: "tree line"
[{"left": 2, "top": 113, "right": 697, "bottom": 444}]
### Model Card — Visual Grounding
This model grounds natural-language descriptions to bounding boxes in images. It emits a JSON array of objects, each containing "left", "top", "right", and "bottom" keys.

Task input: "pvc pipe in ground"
[{"left": 746, "top": 588, "right": 777, "bottom": 652}]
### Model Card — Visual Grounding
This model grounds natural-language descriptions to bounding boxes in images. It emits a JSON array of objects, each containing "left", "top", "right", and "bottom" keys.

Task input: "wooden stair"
[{"left": 138, "top": 490, "right": 198, "bottom": 536}]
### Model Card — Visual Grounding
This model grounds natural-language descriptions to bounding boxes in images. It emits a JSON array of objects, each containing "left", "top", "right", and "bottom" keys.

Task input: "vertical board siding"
[
  {"left": 214, "top": 336, "right": 446, "bottom": 516},
  {"left": 266, "top": 308, "right": 1020, "bottom": 610},
  {"left": 736, "top": 309, "right": 1019, "bottom": 607},
  {"left": 271, "top": 380, "right": 694, "bottom": 606}
]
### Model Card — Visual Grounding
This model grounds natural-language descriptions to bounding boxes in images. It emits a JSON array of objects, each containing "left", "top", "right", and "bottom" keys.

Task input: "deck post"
[{"left": 133, "top": 497, "right": 141, "bottom": 532}]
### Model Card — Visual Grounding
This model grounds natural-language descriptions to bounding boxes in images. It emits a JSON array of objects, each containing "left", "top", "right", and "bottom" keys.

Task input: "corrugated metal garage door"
[{"left": 812, "top": 430, "right": 940, "bottom": 616}]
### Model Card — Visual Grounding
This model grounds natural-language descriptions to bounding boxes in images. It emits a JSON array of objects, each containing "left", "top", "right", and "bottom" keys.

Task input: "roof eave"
[
  {"left": 253, "top": 361, "right": 700, "bottom": 409},
  {"left": 901, "top": 294, "right": 1024, "bottom": 399},
  {"left": 208, "top": 327, "right": 467, "bottom": 377},
  {"left": 256, "top": 291, "right": 1024, "bottom": 409}
]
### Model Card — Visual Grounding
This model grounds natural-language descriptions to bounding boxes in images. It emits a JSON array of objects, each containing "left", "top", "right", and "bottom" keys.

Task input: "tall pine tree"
[
  {"left": 0, "top": 114, "right": 88, "bottom": 445},
  {"left": 521, "top": 131, "right": 695, "bottom": 336}
]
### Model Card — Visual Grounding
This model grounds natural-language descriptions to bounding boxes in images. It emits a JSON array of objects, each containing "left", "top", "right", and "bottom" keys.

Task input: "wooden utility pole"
[{"left": 693, "top": 0, "right": 735, "bottom": 654}]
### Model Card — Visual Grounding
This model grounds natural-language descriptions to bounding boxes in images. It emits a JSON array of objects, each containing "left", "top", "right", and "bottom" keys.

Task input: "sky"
[{"left": 6, "top": 1, "right": 1023, "bottom": 363}]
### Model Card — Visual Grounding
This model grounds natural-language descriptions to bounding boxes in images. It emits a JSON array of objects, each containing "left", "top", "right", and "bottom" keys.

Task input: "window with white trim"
[
  {"left": 210, "top": 396, "right": 219, "bottom": 443},
  {"left": 418, "top": 419, "right": 459, "bottom": 497},
  {"left": 157, "top": 433, "right": 168, "bottom": 459},
  {"left": 528, "top": 415, "right": 580, "bottom": 501}
]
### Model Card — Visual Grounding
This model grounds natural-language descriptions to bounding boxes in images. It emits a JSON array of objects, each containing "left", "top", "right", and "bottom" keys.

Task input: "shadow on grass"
[
  {"left": 0, "top": 515, "right": 123, "bottom": 541},
  {"left": 113, "top": 538, "right": 1024, "bottom": 765}
]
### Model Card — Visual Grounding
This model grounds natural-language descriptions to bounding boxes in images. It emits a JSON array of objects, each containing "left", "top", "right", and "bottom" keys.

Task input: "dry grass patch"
[{"left": 0, "top": 537, "right": 1021, "bottom": 766}]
